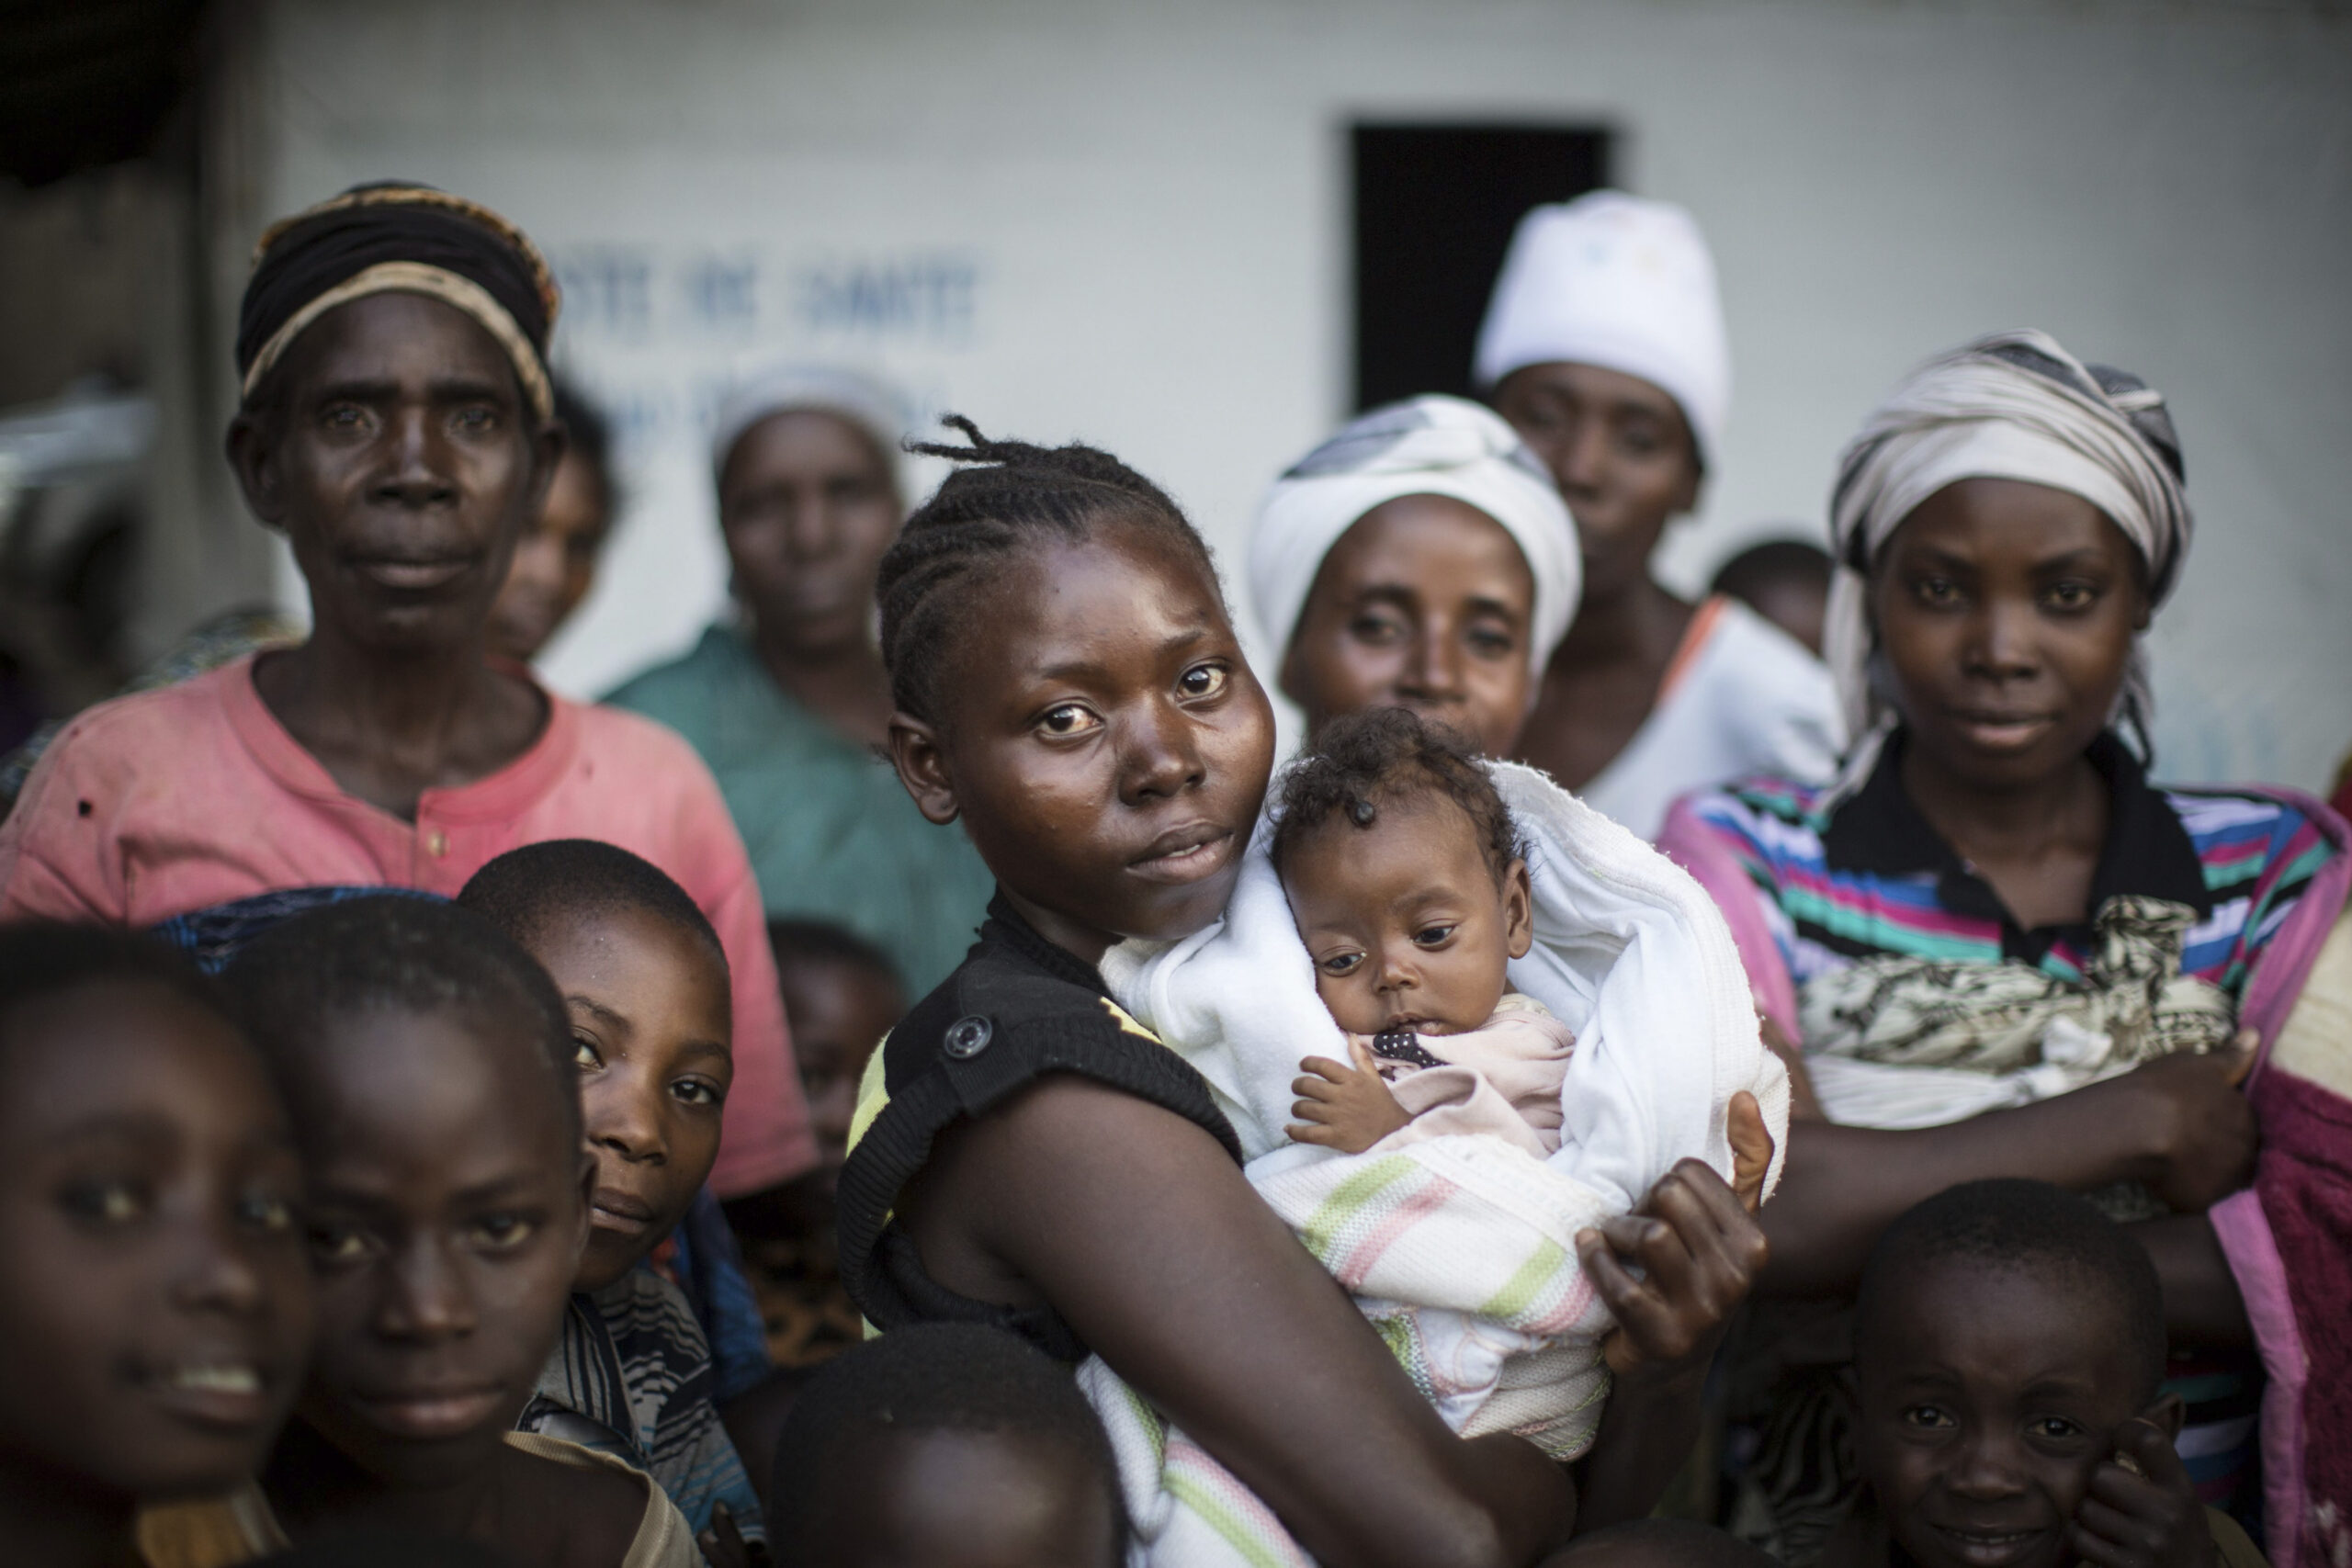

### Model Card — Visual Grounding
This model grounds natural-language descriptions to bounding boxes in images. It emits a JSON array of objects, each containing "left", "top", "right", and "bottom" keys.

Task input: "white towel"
[{"left": 1091, "top": 761, "right": 1791, "bottom": 1565}]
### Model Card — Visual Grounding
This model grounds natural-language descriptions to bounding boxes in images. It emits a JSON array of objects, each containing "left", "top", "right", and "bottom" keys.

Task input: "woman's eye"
[
  {"left": 1320, "top": 953, "right": 1364, "bottom": 976},
  {"left": 1912, "top": 576, "right": 1962, "bottom": 607},
  {"left": 309, "top": 1224, "right": 372, "bottom": 1265},
  {"left": 1177, "top": 663, "right": 1229, "bottom": 701},
  {"left": 1037, "top": 705, "right": 1102, "bottom": 738},
  {"left": 238, "top": 1191, "right": 296, "bottom": 1234},
  {"left": 1616, "top": 425, "right": 1663, "bottom": 457},
  {"left": 2045, "top": 581, "right": 2098, "bottom": 611},
  {"left": 1348, "top": 613, "right": 1405, "bottom": 647},
  {"left": 1465, "top": 626, "right": 1519, "bottom": 660},
  {"left": 62, "top": 1179, "right": 147, "bottom": 1226},
  {"left": 1414, "top": 924, "right": 1458, "bottom": 947},
  {"left": 470, "top": 1213, "right": 537, "bottom": 1251},
  {"left": 321, "top": 404, "right": 370, "bottom": 433},
  {"left": 450, "top": 405, "right": 499, "bottom": 434},
  {"left": 671, "top": 1078, "right": 725, "bottom": 1108},
  {"left": 1903, "top": 1404, "right": 1955, "bottom": 1429},
  {"left": 571, "top": 1033, "right": 603, "bottom": 1071}
]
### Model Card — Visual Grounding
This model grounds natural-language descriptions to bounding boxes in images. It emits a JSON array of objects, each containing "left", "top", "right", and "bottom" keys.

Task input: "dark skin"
[
  {"left": 226, "top": 291, "right": 564, "bottom": 822},
  {"left": 775, "top": 953, "right": 905, "bottom": 1189},
  {"left": 1279, "top": 494, "right": 1540, "bottom": 760},
  {"left": 523, "top": 907, "right": 734, "bottom": 1292},
  {"left": 720, "top": 410, "right": 903, "bottom": 750},
  {"left": 1838, "top": 1261, "right": 2211, "bottom": 1568},
  {"left": 1756, "top": 480, "right": 2256, "bottom": 1342},
  {"left": 0, "top": 984, "right": 312, "bottom": 1568},
  {"left": 488, "top": 447, "right": 612, "bottom": 663},
  {"left": 1494, "top": 362, "right": 1703, "bottom": 789},
  {"left": 888, "top": 525, "right": 1773, "bottom": 1564},
  {"left": 813, "top": 1428, "right": 1123, "bottom": 1568},
  {"left": 262, "top": 1003, "right": 642, "bottom": 1568}
]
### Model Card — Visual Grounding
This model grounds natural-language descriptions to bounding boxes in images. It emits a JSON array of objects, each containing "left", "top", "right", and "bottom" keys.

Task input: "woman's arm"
[
  {"left": 2131, "top": 1213, "right": 2251, "bottom": 1345},
  {"left": 910, "top": 1075, "right": 1577, "bottom": 1568},
  {"left": 1758, "top": 1046, "right": 2258, "bottom": 1298}
]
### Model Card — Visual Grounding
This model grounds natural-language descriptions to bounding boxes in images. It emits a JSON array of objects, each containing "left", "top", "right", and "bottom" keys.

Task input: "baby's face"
[{"left": 1281, "top": 795, "right": 1532, "bottom": 1037}]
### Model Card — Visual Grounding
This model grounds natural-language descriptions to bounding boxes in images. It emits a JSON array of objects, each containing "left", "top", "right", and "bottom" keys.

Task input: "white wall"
[{"left": 243, "top": 0, "right": 2352, "bottom": 787}]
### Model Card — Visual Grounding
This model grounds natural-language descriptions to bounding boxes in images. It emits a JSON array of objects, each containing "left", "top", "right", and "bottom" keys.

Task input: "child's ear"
[
  {"left": 2140, "top": 1391, "right": 2187, "bottom": 1443},
  {"left": 887, "top": 714, "right": 961, "bottom": 827},
  {"left": 1502, "top": 859, "right": 1535, "bottom": 961},
  {"left": 225, "top": 410, "right": 289, "bottom": 533}
]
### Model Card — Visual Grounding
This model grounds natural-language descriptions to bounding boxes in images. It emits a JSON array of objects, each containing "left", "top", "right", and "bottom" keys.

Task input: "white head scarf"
[
  {"left": 1249, "top": 395, "right": 1581, "bottom": 678},
  {"left": 1825, "top": 328, "right": 2191, "bottom": 778},
  {"left": 708, "top": 364, "right": 909, "bottom": 495},
  {"left": 1474, "top": 191, "right": 1732, "bottom": 471}
]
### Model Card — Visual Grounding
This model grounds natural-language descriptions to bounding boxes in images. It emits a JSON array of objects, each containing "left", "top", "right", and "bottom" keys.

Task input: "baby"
[
  {"left": 1274, "top": 708, "right": 1575, "bottom": 1159},
  {"left": 1831, "top": 1179, "right": 2266, "bottom": 1568}
]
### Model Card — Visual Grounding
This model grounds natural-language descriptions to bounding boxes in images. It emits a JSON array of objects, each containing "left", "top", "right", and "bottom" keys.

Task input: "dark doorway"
[{"left": 1351, "top": 123, "right": 1611, "bottom": 412}]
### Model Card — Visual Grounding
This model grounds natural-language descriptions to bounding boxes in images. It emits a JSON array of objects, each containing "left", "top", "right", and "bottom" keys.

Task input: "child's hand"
[
  {"left": 1289, "top": 1038, "right": 1413, "bottom": 1153},
  {"left": 698, "top": 1501, "right": 772, "bottom": 1568},
  {"left": 2068, "top": 1417, "right": 2216, "bottom": 1568}
]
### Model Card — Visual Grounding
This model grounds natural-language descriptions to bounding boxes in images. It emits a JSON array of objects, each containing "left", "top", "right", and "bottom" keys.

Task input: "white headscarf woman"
[{"left": 1249, "top": 394, "right": 1581, "bottom": 758}]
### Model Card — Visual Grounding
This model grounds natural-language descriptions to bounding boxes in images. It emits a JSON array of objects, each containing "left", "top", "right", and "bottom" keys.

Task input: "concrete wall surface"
[{"left": 234, "top": 0, "right": 2352, "bottom": 787}]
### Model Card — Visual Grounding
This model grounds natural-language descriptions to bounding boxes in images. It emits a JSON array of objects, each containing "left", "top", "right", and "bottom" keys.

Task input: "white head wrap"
[
  {"left": 1824, "top": 328, "right": 2190, "bottom": 775},
  {"left": 1474, "top": 191, "right": 1732, "bottom": 471},
  {"left": 708, "top": 364, "right": 909, "bottom": 494},
  {"left": 1249, "top": 394, "right": 1581, "bottom": 678}
]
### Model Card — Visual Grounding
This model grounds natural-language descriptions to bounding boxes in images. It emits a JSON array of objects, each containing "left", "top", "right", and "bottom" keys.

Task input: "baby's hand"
[
  {"left": 2068, "top": 1417, "right": 2215, "bottom": 1568},
  {"left": 1289, "top": 1038, "right": 1413, "bottom": 1153}
]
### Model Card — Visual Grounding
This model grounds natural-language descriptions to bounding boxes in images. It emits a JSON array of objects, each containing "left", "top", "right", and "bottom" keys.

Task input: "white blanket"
[{"left": 1091, "top": 761, "right": 1791, "bottom": 1566}]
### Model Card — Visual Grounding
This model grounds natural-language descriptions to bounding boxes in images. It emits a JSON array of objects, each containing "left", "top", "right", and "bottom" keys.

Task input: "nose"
[
  {"left": 1121, "top": 697, "right": 1207, "bottom": 803},
  {"left": 1395, "top": 618, "right": 1465, "bottom": 705},
  {"left": 587, "top": 1069, "right": 668, "bottom": 1165},
  {"left": 169, "top": 1201, "right": 272, "bottom": 1318},
  {"left": 1374, "top": 942, "right": 1420, "bottom": 997},
  {"left": 377, "top": 1237, "right": 478, "bottom": 1343},
  {"left": 1947, "top": 1428, "right": 2030, "bottom": 1502},
  {"left": 786, "top": 488, "right": 836, "bottom": 560},
  {"left": 370, "top": 407, "right": 458, "bottom": 510},
  {"left": 1963, "top": 594, "right": 2042, "bottom": 682},
  {"left": 1551, "top": 419, "right": 1611, "bottom": 500}
]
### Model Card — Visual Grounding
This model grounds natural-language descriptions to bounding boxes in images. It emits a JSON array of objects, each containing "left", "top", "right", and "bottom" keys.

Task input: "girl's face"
[
  {"left": 1493, "top": 361, "right": 1699, "bottom": 608},
  {"left": 891, "top": 525, "right": 1277, "bottom": 960},
  {"left": 526, "top": 907, "right": 734, "bottom": 1292},
  {"left": 0, "top": 983, "right": 311, "bottom": 1504},
  {"left": 1871, "top": 479, "right": 2149, "bottom": 795},
  {"left": 1279, "top": 495, "right": 1538, "bottom": 759}
]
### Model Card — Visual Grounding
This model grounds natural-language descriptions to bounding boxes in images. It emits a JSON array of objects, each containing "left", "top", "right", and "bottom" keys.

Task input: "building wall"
[{"left": 237, "top": 0, "right": 2352, "bottom": 786}]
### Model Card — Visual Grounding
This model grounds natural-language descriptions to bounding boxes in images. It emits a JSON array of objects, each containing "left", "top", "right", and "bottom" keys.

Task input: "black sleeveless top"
[{"left": 834, "top": 893, "right": 1244, "bottom": 1361}]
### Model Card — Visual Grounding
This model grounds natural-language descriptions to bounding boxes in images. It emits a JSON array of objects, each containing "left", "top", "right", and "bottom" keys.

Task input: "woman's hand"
[
  {"left": 1580, "top": 1091, "right": 1772, "bottom": 1375},
  {"left": 2104, "top": 1032, "right": 2257, "bottom": 1213}
]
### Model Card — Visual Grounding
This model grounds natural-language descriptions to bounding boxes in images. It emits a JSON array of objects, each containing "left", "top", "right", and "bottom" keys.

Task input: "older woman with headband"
[
  {"left": 0, "top": 184, "right": 813, "bottom": 1201},
  {"left": 606, "top": 367, "right": 993, "bottom": 999},
  {"left": 1254, "top": 394, "right": 1580, "bottom": 761},
  {"left": 1662, "top": 330, "right": 2350, "bottom": 1562},
  {"left": 1478, "top": 193, "right": 1841, "bottom": 839}
]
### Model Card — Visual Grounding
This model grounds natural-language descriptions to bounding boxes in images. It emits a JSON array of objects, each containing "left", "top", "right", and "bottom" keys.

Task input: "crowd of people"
[{"left": 0, "top": 174, "right": 2345, "bottom": 1568}]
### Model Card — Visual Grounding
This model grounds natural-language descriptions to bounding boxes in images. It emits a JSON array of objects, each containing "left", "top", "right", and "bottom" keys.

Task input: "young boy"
[
  {"left": 1833, "top": 1179, "right": 2267, "bottom": 1568},
  {"left": 0, "top": 924, "right": 312, "bottom": 1568},
  {"left": 767, "top": 1323, "right": 1124, "bottom": 1568},
  {"left": 458, "top": 840, "right": 767, "bottom": 1555},
  {"left": 159, "top": 896, "right": 698, "bottom": 1567},
  {"left": 1271, "top": 707, "right": 1574, "bottom": 1158},
  {"left": 766, "top": 919, "right": 905, "bottom": 1190}
]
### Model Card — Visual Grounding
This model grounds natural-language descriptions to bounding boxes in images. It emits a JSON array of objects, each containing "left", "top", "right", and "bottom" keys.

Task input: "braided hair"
[{"left": 875, "top": 416, "right": 1219, "bottom": 725}]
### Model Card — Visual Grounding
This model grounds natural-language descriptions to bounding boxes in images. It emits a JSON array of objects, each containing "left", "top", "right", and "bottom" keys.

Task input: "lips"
[
  {"left": 142, "top": 1359, "right": 274, "bottom": 1428},
  {"left": 1128, "top": 823, "right": 1237, "bottom": 886},
  {"left": 356, "top": 558, "right": 473, "bottom": 592},
  {"left": 345, "top": 1383, "right": 509, "bottom": 1441},
  {"left": 1925, "top": 1521, "right": 2057, "bottom": 1568},
  {"left": 590, "top": 1185, "right": 658, "bottom": 1236}
]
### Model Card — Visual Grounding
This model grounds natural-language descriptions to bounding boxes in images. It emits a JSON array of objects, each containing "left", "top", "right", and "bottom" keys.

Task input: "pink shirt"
[{"left": 0, "top": 656, "right": 813, "bottom": 1197}]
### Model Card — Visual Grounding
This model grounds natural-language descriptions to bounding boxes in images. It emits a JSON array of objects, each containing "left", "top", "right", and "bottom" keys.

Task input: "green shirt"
[{"left": 605, "top": 625, "right": 994, "bottom": 998}]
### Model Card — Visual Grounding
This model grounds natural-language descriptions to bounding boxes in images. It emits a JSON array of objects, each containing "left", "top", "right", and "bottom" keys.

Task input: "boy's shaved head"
[
  {"left": 1855, "top": 1179, "right": 2165, "bottom": 1404},
  {"left": 227, "top": 895, "right": 581, "bottom": 1145},
  {"left": 458, "top": 838, "right": 723, "bottom": 970}
]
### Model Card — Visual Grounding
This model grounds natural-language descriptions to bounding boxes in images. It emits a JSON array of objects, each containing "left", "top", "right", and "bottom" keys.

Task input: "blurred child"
[
  {"left": 1709, "top": 537, "right": 1832, "bottom": 659},
  {"left": 767, "top": 919, "right": 905, "bottom": 1189},
  {"left": 1831, "top": 1179, "right": 2266, "bottom": 1568},
  {"left": 768, "top": 1324, "right": 1123, "bottom": 1568},
  {"left": 458, "top": 840, "right": 766, "bottom": 1554},
  {"left": 1271, "top": 708, "right": 1573, "bottom": 1159},
  {"left": 0, "top": 924, "right": 311, "bottom": 1568},
  {"left": 487, "top": 378, "right": 619, "bottom": 666},
  {"left": 153, "top": 897, "right": 697, "bottom": 1567}
]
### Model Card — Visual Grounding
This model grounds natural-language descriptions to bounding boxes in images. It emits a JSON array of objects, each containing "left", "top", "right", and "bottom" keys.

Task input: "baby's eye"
[
  {"left": 1177, "top": 663, "right": 1228, "bottom": 701},
  {"left": 469, "top": 1213, "right": 537, "bottom": 1251},
  {"left": 1037, "top": 704, "right": 1102, "bottom": 738},
  {"left": 62, "top": 1178, "right": 148, "bottom": 1227},
  {"left": 671, "top": 1078, "right": 725, "bottom": 1108},
  {"left": 308, "top": 1224, "right": 374, "bottom": 1265},
  {"left": 1319, "top": 952, "right": 1365, "bottom": 976},
  {"left": 1413, "top": 924, "right": 1458, "bottom": 948},
  {"left": 237, "top": 1190, "right": 295, "bottom": 1235},
  {"left": 571, "top": 1033, "right": 603, "bottom": 1071},
  {"left": 449, "top": 404, "right": 500, "bottom": 435},
  {"left": 1902, "top": 1404, "right": 1955, "bottom": 1429}
]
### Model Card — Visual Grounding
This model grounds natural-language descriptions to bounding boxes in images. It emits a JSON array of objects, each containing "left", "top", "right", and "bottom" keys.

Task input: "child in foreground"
[
  {"left": 1830, "top": 1179, "right": 2265, "bottom": 1568},
  {"left": 768, "top": 1323, "right": 1124, "bottom": 1568},
  {"left": 458, "top": 840, "right": 767, "bottom": 1558},
  {"left": 147, "top": 896, "right": 696, "bottom": 1568},
  {"left": 0, "top": 924, "right": 312, "bottom": 1568},
  {"left": 1273, "top": 708, "right": 1574, "bottom": 1159}
]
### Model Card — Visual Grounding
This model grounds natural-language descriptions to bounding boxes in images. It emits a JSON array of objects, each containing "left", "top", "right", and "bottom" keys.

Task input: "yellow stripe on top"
[{"left": 845, "top": 1029, "right": 895, "bottom": 1161}]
